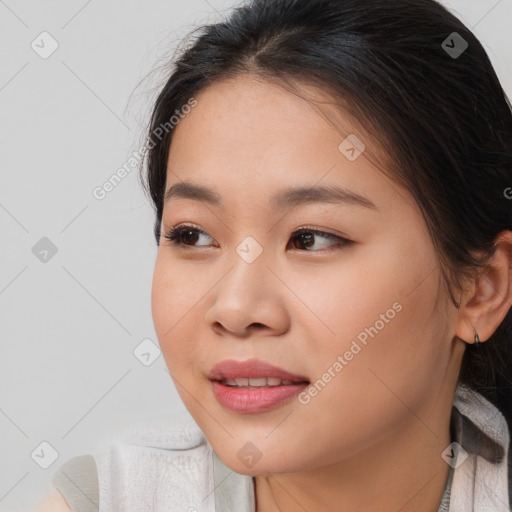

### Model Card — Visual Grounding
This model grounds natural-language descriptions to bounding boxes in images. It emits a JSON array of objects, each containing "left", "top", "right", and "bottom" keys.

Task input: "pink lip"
[
  {"left": 208, "top": 359, "right": 310, "bottom": 413},
  {"left": 208, "top": 358, "right": 309, "bottom": 382},
  {"left": 210, "top": 380, "right": 309, "bottom": 413}
]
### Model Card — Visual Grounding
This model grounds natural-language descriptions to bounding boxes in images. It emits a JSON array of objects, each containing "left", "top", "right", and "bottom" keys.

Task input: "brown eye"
[
  {"left": 288, "top": 228, "right": 351, "bottom": 251},
  {"left": 164, "top": 225, "right": 214, "bottom": 247}
]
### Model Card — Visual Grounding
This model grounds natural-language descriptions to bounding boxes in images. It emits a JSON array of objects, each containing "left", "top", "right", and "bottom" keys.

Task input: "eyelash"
[{"left": 163, "top": 223, "right": 353, "bottom": 252}]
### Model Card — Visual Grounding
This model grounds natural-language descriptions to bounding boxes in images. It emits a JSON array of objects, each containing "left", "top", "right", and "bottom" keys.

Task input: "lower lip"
[{"left": 210, "top": 380, "right": 310, "bottom": 413}]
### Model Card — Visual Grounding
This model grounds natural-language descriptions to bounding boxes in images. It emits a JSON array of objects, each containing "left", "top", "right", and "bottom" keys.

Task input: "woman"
[{"left": 36, "top": 0, "right": 512, "bottom": 510}]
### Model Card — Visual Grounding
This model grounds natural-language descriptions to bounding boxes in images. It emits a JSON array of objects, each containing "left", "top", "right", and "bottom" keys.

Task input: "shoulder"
[
  {"left": 33, "top": 454, "right": 98, "bottom": 512},
  {"left": 39, "top": 454, "right": 99, "bottom": 512},
  {"left": 32, "top": 488, "right": 72, "bottom": 512},
  {"left": 39, "top": 412, "right": 212, "bottom": 512}
]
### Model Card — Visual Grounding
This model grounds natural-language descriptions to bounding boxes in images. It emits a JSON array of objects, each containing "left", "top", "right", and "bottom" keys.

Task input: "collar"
[{"left": 446, "top": 384, "right": 510, "bottom": 511}]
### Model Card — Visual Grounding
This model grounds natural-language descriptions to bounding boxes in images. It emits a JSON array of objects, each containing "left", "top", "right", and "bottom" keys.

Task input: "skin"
[
  {"left": 33, "top": 488, "right": 71, "bottom": 512},
  {"left": 151, "top": 74, "right": 512, "bottom": 511}
]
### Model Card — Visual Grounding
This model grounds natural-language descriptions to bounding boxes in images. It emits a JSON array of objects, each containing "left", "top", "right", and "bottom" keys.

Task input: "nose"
[{"left": 204, "top": 251, "right": 290, "bottom": 338}]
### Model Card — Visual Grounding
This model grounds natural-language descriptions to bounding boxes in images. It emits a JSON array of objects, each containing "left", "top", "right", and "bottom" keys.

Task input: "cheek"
[
  {"left": 151, "top": 252, "right": 205, "bottom": 329},
  {"left": 297, "top": 240, "right": 445, "bottom": 432},
  {"left": 151, "top": 255, "right": 175, "bottom": 341},
  {"left": 151, "top": 255, "right": 203, "bottom": 371},
  {"left": 291, "top": 241, "right": 418, "bottom": 348}
]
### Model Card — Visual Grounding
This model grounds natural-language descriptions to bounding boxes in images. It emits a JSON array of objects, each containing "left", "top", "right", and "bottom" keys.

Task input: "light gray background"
[{"left": 1, "top": 0, "right": 511, "bottom": 510}]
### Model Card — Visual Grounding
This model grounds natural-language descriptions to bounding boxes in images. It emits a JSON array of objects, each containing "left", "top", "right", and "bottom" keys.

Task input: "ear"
[{"left": 455, "top": 230, "right": 512, "bottom": 345}]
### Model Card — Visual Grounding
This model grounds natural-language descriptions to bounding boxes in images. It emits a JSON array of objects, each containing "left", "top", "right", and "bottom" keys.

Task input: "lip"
[
  {"left": 210, "top": 380, "right": 309, "bottom": 413},
  {"left": 208, "top": 358, "right": 309, "bottom": 382},
  {"left": 208, "top": 359, "right": 310, "bottom": 413}
]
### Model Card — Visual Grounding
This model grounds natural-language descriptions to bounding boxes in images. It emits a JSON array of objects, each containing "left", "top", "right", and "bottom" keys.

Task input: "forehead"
[{"left": 164, "top": 75, "right": 407, "bottom": 216}]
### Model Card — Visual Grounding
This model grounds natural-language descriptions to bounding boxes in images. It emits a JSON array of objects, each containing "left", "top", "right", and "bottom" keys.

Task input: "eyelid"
[
  {"left": 166, "top": 223, "right": 346, "bottom": 238},
  {"left": 293, "top": 224, "right": 348, "bottom": 239}
]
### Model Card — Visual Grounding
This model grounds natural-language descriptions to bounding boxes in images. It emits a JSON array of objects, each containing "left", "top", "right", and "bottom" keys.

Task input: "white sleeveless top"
[{"left": 51, "top": 385, "right": 510, "bottom": 511}]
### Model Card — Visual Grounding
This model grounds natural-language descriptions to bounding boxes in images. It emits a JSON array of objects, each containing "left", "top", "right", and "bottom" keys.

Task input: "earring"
[{"left": 474, "top": 332, "right": 481, "bottom": 347}]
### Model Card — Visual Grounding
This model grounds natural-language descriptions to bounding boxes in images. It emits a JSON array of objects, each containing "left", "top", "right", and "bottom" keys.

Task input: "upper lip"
[{"left": 209, "top": 358, "right": 309, "bottom": 383}]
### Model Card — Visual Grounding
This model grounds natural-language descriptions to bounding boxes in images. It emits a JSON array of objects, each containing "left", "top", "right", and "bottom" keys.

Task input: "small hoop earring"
[{"left": 474, "top": 332, "right": 481, "bottom": 347}]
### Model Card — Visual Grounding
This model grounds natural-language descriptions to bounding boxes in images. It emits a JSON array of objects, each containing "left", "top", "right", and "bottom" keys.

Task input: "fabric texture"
[
  {"left": 450, "top": 385, "right": 510, "bottom": 511},
  {"left": 51, "top": 384, "right": 510, "bottom": 511},
  {"left": 51, "top": 454, "right": 99, "bottom": 512}
]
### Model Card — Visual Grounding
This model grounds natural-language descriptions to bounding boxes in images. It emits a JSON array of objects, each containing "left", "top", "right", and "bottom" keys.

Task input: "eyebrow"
[{"left": 164, "top": 181, "right": 378, "bottom": 210}]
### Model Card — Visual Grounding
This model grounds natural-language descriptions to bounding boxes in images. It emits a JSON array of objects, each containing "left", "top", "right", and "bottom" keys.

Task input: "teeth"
[
  {"left": 248, "top": 377, "right": 267, "bottom": 387},
  {"left": 221, "top": 377, "right": 298, "bottom": 387}
]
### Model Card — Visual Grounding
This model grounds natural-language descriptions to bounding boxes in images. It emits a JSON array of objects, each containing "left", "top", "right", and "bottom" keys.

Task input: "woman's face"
[{"left": 151, "top": 75, "right": 463, "bottom": 474}]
